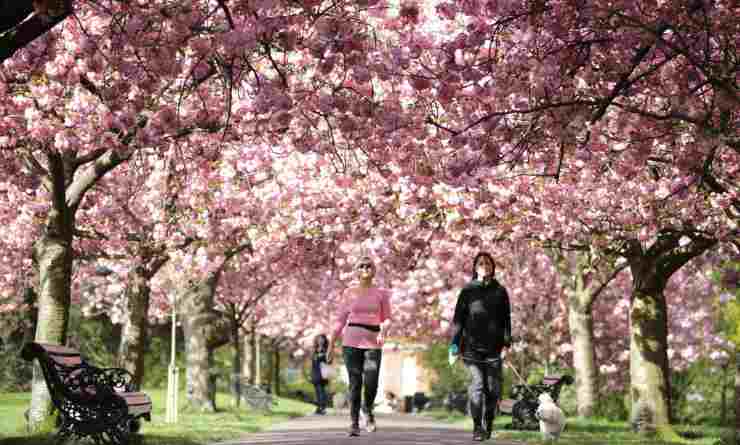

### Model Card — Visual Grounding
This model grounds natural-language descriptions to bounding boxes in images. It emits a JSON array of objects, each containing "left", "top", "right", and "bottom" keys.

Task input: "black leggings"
[
  {"left": 465, "top": 357, "right": 503, "bottom": 431},
  {"left": 343, "top": 346, "right": 382, "bottom": 425},
  {"left": 314, "top": 382, "right": 328, "bottom": 412}
]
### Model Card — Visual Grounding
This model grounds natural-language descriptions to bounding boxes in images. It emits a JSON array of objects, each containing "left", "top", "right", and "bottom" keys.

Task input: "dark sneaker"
[
  {"left": 484, "top": 429, "right": 495, "bottom": 440},
  {"left": 348, "top": 424, "right": 361, "bottom": 437}
]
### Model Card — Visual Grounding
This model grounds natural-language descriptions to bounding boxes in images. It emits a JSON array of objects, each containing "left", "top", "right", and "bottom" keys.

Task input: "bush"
[
  {"left": 593, "top": 391, "right": 629, "bottom": 421},
  {"left": 671, "top": 358, "right": 735, "bottom": 426},
  {"left": 420, "top": 342, "right": 470, "bottom": 398},
  {"left": 0, "top": 340, "right": 33, "bottom": 392}
]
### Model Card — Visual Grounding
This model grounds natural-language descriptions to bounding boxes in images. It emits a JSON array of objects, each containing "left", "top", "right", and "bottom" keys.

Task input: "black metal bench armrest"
[
  {"left": 63, "top": 365, "right": 120, "bottom": 402},
  {"left": 95, "top": 367, "right": 137, "bottom": 392}
]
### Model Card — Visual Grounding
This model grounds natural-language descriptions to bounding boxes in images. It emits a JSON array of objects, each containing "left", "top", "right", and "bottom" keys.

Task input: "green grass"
[
  {"left": 0, "top": 389, "right": 316, "bottom": 445},
  {"left": 1, "top": 392, "right": 732, "bottom": 445},
  {"left": 422, "top": 409, "right": 729, "bottom": 445}
]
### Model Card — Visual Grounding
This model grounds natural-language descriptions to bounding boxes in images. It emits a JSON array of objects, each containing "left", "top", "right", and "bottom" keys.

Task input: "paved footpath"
[{"left": 213, "top": 413, "right": 521, "bottom": 445}]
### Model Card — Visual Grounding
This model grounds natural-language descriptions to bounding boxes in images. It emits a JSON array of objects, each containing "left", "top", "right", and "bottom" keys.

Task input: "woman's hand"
[
  {"left": 378, "top": 321, "right": 390, "bottom": 345},
  {"left": 326, "top": 345, "right": 334, "bottom": 364}
]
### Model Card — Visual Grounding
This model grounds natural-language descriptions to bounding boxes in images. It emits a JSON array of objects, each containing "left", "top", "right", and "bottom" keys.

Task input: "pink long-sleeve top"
[{"left": 332, "top": 287, "right": 392, "bottom": 349}]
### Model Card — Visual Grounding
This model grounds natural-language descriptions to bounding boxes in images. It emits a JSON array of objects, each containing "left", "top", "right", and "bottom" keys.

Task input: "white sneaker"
[{"left": 360, "top": 411, "right": 376, "bottom": 432}]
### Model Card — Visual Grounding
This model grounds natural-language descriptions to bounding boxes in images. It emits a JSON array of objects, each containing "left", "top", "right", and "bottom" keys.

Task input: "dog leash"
[{"left": 503, "top": 358, "right": 528, "bottom": 386}]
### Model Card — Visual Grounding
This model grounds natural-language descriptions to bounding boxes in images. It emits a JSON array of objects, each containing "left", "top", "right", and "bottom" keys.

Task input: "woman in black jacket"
[
  {"left": 449, "top": 252, "right": 512, "bottom": 441},
  {"left": 310, "top": 334, "right": 330, "bottom": 415}
]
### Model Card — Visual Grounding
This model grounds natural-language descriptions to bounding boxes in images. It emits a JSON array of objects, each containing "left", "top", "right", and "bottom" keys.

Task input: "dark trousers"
[
  {"left": 314, "top": 382, "right": 328, "bottom": 412},
  {"left": 343, "top": 346, "right": 382, "bottom": 426},
  {"left": 464, "top": 357, "right": 503, "bottom": 432}
]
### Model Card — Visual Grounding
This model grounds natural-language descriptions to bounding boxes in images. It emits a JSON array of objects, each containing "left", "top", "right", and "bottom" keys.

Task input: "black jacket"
[
  {"left": 310, "top": 350, "right": 328, "bottom": 385},
  {"left": 450, "top": 278, "right": 512, "bottom": 358}
]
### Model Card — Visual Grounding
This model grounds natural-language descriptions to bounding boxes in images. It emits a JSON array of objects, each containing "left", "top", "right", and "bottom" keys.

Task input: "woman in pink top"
[{"left": 327, "top": 256, "right": 392, "bottom": 437}]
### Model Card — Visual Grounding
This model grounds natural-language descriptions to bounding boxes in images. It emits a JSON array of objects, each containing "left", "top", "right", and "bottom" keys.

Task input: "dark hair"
[
  {"left": 313, "top": 334, "right": 328, "bottom": 352},
  {"left": 472, "top": 252, "right": 496, "bottom": 280}
]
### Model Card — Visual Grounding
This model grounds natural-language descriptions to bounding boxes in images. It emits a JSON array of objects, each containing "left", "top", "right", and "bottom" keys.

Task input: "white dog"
[{"left": 535, "top": 393, "right": 566, "bottom": 441}]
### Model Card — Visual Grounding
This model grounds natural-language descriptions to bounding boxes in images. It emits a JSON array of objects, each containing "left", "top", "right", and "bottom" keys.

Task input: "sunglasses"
[{"left": 357, "top": 263, "right": 373, "bottom": 270}]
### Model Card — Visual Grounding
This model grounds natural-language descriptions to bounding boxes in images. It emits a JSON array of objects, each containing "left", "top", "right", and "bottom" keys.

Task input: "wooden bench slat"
[
  {"left": 52, "top": 356, "right": 83, "bottom": 366},
  {"left": 35, "top": 343, "right": 81, "bottom": 355},
  {"left": 498, "top": 399, "right": 515, "bottom": 413},
  {"left": 121, "top": 393, "right": 151, "bottom": 404}
]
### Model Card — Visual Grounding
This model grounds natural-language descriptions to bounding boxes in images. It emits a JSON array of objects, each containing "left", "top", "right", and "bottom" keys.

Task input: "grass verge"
[
  {"left": 422, "top": 409, "right": 728, "bottom": 445},
  {"left": 0, "top": 389, "right": 315, "bottom": 445}
]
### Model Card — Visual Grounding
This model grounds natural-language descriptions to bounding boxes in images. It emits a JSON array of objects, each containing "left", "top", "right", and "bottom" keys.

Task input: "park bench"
[
  {"left": 238, "top": 380, "right": 275, "bottom": 411},
  {"left": 21, "top": 342, "right": 152, "bottom": 445},
  {"left": 498, "top": 373, "right": 574, "bottom": 430}
]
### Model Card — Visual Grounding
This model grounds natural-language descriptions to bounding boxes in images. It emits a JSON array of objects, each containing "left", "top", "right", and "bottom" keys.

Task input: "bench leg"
[
  {"left": 91, "top": 420, "right": 130, "bottom": 445},
  {"left": 54, "top": 423, "right": 74, "bottom": 445},
  {"left": 128, "top": 418, "right": 141, "bottom": 434}
]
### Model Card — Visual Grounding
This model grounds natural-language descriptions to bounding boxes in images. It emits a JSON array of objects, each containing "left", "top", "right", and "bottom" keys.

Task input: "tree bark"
[
  {"left": 569, "top": 306, "right": 598, "bottom": 417},
  {"left": 625, "top": 234, "right": 715, "bottom": 438},
  {"left": 117, "top": 267, "right": 151, "bottom": 390},
  {"left": 0, "top": 0, "right": 73, "bottom": 63},
  {"left": 117, "top": 248, "right": 171, "bottom": 390},
  {"left": 553, "top": 250, "right": 606, "bottom": 418},
  {"left": 242, "top": 328, "right": 256, "bottom": 386},
  {"left": 28, "top": 234, "right": 73, "bottom": 430},
  {"left": 264, "top": 337, "right": 272, "bottom": 390},
  {"left": 27, "top": 156, "right": 74, "bottom": 431},
  {"left": 568, "top": 256, "right": 599, "bottom": 417},
  {"left": 273, "top": 347, "right": 281, "bottom": 396},
  {"left": 181, "top": 280, "right": 219, "bottom": 412},
  {"left": 230, "top": 319, "right": 241, "bottom": 407},
  {"left": 735, "top": 351, "right": 740, "bottom": 444},
  {"left": 628, "top": 276, "right": 671, "bottom": 433},
  {"left": 180, "top": 270, "right": 232, "bottom": 412}
]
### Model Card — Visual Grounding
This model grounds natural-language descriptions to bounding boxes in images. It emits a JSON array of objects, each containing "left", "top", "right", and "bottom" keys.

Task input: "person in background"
[
  {"left": 449, "top": 251, "right": 512, "bottom": 441},
  {"left": 310, "top": 333, "right": 330, "bottom": 415},
  {"left": 327, "top": 256, "right": 393, "bottom": 437}
]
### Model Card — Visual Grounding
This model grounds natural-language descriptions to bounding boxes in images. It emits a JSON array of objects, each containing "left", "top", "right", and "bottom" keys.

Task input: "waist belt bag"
[{"left": 348, "top": 323, "right": 380, "bottom": 332}]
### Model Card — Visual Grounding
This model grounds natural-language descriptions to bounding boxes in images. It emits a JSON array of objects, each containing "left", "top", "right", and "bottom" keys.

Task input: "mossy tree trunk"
[
  {"left": 625, "top": 234, "right": 715, "bottom": 437},
  {"left": 181, "top": 242, "right": 252, "bottom": 411},
  {"left": 117, "top": 249, "right": 170, "bottom": 389},
  {"left": 552, "top": 250, "right": 625, "bottom": 418},
  {"left": 181, "top": 277, "right": 224, "bottom": 412},
  {"left": 28, "top": 150, "right": 129, "bottom": 431},
  {"left": 242, "top": 327, "right": 256, "bottom": 386}
]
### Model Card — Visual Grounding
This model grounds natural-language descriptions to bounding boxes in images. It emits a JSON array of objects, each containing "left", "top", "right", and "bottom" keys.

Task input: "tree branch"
[{"left": 0, "top": 0, "right": 72, "bottom": 64}]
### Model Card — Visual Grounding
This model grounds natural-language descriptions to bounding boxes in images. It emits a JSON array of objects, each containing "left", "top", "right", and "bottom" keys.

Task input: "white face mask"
[
  {"left": 476, "top": 267, "right": 491, "bottom": 279},
  {"left": 476, "top": 259, "right": 494, "bottom": 279}
]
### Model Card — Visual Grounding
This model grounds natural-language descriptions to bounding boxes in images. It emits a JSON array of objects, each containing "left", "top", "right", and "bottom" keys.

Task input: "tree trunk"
[
  {"left": 273, "top": 347, "right": 281, "bottom": 397},
  {"left": 264, "top": 338, "right": 272, "bottom": 390},
  {"left": 626, "top": 234, "right": 715, "bottom": 439},
  {"left": 231, "top": 321, "right": 241, "bottom": 407},
  {"left": 242, "top": 328, "right": 256, "bottom": 386},
  {"left": 629, "top": 273, "right": 672, "bottom": 435},
  {"left": 181, "top": 278, "right": 227, "bottom": 412},
  {"left": 735, "top": 351, "right": 740, "bottom": 443},
  {"left": 569, "top": 307, "right": 598, "bottom": 417},
  {"left": 720, "top": 364, "right": 727, "bottom": 426},
  {"left": 182, "top": 291, "right": 217, "bottom": 411},
  {"left": 28, "top": 228, "right": 73, "bottom": 430},
  {"left": 117, "top": 267, "right": 150, "bottom": 390},
  {"left": 555, "top": 250, "right": 602, "bottom": 418}
]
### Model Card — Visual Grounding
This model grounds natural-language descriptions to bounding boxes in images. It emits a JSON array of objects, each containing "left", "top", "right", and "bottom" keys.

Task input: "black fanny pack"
[{"left": 348, "top": 323, "right": 380, "bottom": 332}]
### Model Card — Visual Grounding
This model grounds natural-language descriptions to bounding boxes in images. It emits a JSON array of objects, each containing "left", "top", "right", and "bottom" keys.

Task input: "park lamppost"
[{"left": 165, "top": 292, "right": 179, "bottom": 423}]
